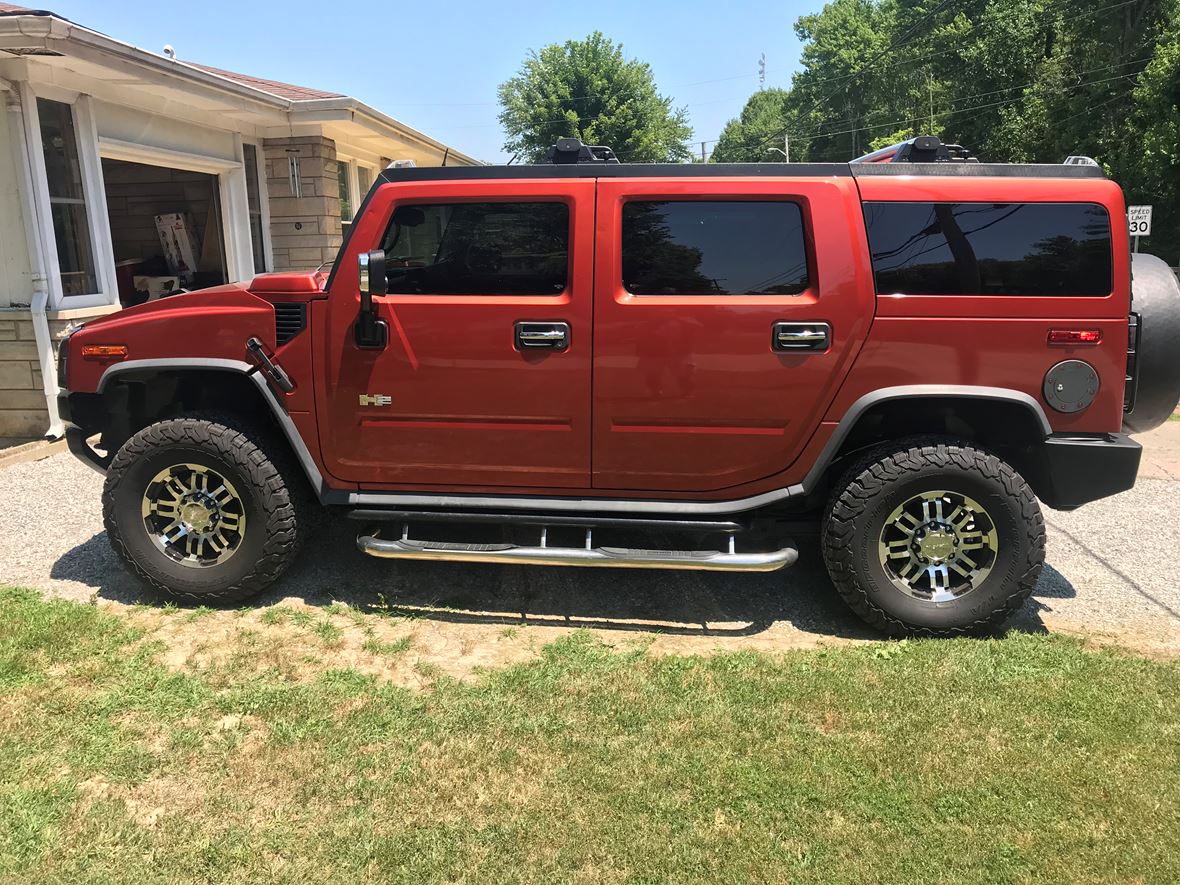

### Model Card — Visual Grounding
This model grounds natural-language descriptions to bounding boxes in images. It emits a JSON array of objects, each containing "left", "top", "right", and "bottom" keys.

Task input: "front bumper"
[
  {"left": 1036, "top": 432, "right": 1141, "bottom": 510},
  {"left": 59, "top": 390, "right": 111, "bottom": 475}
]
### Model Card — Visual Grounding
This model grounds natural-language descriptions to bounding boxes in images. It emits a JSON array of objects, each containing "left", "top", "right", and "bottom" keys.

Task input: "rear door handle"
[
  {"left": 772, "top": 322, "right": 830, "bottom": 352},
  {"left": 515, "top": 321, "right": 570, "bottom": 352}
]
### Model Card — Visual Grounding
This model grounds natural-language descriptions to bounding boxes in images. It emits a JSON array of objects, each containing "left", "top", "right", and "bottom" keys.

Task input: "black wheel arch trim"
[
  {"left": 90, "top": 358, "right": 331, "bottom": 499},
  {"left": 73, "top": 372, "right": 1065, "bottom": 515}
]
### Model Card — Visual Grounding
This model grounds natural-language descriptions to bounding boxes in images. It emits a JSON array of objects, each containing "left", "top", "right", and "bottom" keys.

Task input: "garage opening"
[{"left": 100, "top": 158, "right": 228, "bottom": 307}]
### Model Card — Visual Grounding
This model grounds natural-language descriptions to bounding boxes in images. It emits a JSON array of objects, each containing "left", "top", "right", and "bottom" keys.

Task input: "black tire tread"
[
  {"left": 821, "top": 440, "right": 1045, "bottom": 638},
  {"left": 102, "top": 414, "right": 307, "bottom": 604}
]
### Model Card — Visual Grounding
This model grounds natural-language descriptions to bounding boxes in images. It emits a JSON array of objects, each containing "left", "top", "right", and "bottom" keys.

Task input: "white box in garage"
[{"left": 154, "top": 212, "right": 199, "bottom": 283}]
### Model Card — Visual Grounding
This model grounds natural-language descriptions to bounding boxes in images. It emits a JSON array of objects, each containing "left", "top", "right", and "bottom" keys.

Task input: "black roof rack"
[
  {"left": 374, "top": 136, "right": 1105, "bottom": 184},
  {"left": 851, "top": 135, "right": 978, "bottom": 164},
  {"left": 543, "top": 137, "right": 620, "bottom": 165}
]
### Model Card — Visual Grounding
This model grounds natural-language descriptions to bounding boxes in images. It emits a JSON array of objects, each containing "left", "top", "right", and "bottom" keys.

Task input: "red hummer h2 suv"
[{"left": 57, "top": 137, "right": 1180, "bottom": 636}]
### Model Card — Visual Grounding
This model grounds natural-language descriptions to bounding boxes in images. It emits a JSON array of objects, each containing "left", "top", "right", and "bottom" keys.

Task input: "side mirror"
[{"left": 355, "top": 250, "right": 388, "bottom": 349}]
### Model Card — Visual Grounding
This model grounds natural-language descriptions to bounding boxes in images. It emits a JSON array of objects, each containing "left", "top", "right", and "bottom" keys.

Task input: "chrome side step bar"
[{"left": 357, "top": 527, "right": 797, "bottom": 572}]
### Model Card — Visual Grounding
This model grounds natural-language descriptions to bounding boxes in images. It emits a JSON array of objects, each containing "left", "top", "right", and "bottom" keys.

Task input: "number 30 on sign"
[{"left": 1128, "top": 205, "right": 1152, "bottom": 237}]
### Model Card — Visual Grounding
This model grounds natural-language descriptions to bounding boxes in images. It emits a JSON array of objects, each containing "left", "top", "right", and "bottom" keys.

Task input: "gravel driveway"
[{"left": 2, "top": 423, "right": 1179, "bottom": 662}]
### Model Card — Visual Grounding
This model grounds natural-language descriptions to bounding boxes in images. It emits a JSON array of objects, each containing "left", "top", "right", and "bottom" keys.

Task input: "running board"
[{"left": 357, "top": 530, "right": 797, "bottom": 572}]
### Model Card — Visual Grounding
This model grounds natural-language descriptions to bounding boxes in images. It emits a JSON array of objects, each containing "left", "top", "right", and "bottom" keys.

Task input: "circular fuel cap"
[{"left": 1043, "top": 360, "right": 1099, "bottom": 413}]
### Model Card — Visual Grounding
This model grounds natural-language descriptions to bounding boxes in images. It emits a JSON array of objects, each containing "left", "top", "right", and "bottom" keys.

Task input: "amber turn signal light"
[
  {"left": 80, "top": 344, "right": 129, "bottom": 362},
  {"left": 1047, "top": 329, "right": 1102, "bottom": 346}
]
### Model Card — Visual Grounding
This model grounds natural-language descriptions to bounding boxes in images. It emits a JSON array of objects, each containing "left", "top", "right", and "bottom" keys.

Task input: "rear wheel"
[
  {"left": 103, "top": 416, "right": 306, "bottom": 604},
  {"left": 822, "top": 441, "right": 1044, "bottom": 637}
]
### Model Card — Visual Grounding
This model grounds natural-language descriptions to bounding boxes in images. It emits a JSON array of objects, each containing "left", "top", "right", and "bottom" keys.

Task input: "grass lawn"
[{"left": 2, "top": 586, "right": 1179, "bottom": 883}]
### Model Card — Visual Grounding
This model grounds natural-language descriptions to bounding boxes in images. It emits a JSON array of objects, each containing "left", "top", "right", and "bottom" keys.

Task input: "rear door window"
[
  {"left": 621, "top": 200, "right": 809, "bottom": 296},
  {"left": 863, "top": 202, "right": 1113, "bottom": 296},
  {"left": 380, "top": 201, "right": 569, "bottom": 295}
]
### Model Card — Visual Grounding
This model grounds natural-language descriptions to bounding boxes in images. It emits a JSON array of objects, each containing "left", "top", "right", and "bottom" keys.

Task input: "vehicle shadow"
[{"left": 50, "top": 517, "right": 1066, "bottom": 641}]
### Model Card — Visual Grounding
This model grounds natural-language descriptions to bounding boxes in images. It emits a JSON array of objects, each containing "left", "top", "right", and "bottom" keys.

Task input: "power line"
[{"left": 737, "top": 0, "right": 1151, "bottom": 158}]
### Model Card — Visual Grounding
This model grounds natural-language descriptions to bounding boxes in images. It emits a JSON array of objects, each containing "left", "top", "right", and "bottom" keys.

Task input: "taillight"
[
  {"left": 80, "top": 344, "right": 129, "bottom": 363},
  {"left": 1047, "top": 329, "right": 1102, "bottom": 346}
]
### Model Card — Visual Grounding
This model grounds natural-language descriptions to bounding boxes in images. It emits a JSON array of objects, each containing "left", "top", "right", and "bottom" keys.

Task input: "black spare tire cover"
[{"left": 1125, "top": 253, "right": 1180, "bottom": 434}]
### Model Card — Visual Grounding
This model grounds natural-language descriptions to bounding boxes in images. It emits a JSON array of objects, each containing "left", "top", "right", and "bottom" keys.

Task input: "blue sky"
[{"left": 48, "top": 0, "right": 817, "bottom": 163}]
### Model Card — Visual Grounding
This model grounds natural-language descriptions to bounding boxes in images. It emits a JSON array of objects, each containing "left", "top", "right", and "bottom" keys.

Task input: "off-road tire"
[
  {"left": 102, "top": 415, "right": 309, "bottom": 604},
  {"left": 821, "top": 441, "right": 1044, "bottom": 637}
]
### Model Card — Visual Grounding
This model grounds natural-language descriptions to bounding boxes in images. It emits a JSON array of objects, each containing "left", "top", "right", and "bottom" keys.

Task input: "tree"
[
  {"left": 498, "top": 32, "right": 693, "bottom": 163},
  {"left": 710, "top": 88, "right": 793, "bottom": 162}
]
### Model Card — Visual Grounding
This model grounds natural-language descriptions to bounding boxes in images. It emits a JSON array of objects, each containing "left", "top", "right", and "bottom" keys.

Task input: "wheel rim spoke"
[
  {"left": 141, "top": 463, "right": 246, "bottom": 569},
  {"left": 877, "top": 490, "right": 998, "bottom": 602}
]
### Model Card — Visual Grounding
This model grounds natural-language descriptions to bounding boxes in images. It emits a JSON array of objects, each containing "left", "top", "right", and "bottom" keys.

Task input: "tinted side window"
[
  {"left": 622, "top": 201, "right": 809, "bottom": 296},
  {"left": 380, "top": 202, "right": 568, "bottom": 295},
  {"left": 864, "top": 202, "right": 1112, "bottom": 296}
]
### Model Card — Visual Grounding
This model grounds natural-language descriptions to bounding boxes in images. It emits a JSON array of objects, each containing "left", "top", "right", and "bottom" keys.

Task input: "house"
[{"left": 0, "top": 3, "right": 478, "bottom": 440}]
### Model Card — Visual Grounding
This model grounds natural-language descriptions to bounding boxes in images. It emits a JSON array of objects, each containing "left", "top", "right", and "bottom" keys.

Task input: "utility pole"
[
  {"left": 700, "top": 141, "right": 707, "bottom": 163},
  {"left": 927, "top": 73, "right": 935, "bottom": 134}
]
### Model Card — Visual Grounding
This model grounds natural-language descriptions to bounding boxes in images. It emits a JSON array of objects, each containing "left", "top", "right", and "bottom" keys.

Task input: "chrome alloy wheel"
[
  {"left": 877, "top": 490, "right": 999, "bottom": 602},
  {"left": 140, "top": 463, "right": 246, "bottom": 568}
]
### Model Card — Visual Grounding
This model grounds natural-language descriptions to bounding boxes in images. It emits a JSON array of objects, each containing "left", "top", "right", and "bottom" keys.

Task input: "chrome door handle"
[
  {"left": 773, "top": 322, "right": 830, "bottom": 352},
  {"left": 515, "top": 321, "right": 570, "bottom": 351}
]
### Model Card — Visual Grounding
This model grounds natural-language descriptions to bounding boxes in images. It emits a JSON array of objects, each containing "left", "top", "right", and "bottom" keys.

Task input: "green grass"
[{"left": 2, "top": 586, "right": 1180, "bottom": 883}]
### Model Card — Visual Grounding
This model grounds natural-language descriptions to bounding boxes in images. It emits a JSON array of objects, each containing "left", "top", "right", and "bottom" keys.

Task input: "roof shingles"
[{"left": 184, "top": 62, "right": 343, "bottom": 102}]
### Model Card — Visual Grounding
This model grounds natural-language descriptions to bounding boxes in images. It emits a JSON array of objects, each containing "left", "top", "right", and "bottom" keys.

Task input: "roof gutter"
[
  {"left": 292, "top": 97, "right": 480, "bottom": 165},
  {"left": 0, "top": 14, "right": 290, "bottom": 112}
]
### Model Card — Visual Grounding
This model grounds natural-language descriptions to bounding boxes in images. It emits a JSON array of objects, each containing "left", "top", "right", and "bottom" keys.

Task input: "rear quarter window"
[{"left": 863, "top": 202, "right": 1113, "bottom": 297}]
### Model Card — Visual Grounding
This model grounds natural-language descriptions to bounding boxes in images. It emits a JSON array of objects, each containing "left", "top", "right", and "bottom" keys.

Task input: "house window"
[
  {"left": 37, "top": 98, "right": 98, "bottom": 297},
  {"left": 357, "top": 164, "right": 373, "bottom": 200},
  {"left": 338, "top": 159, "right": 352, "bottom": 224},
  {"left": 621, "top": 201, "right": 810, "bottom": 296},
  {"left": 242, "top": 143, "right": 267, "bottom": 273},
  {"left": 380, "top": 201, "right": 569, "bottom": 295}
]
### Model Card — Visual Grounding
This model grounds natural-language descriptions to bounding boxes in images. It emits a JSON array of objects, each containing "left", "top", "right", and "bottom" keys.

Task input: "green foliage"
[
  {"left": 498, "top": 31, "right": 693, "bottom": 163},
  {"left": 712, "top": 0, "right": 1180, "bottom": 261},
  {"left": 710, "top": 88, "right": 794, "bottom": 162}
]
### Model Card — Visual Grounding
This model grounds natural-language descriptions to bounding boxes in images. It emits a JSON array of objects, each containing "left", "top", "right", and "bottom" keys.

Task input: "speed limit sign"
[{"left": 1128, "top": 205, "right": 1153, "bottom": 237}]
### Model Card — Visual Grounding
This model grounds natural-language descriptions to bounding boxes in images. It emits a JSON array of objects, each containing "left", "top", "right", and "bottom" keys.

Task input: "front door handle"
[
  {"left": 516, "top": 321, "right": 570, "bottom": 352},
  {"left": 773, "top": 322, "right": 830, "bottom": 352}
]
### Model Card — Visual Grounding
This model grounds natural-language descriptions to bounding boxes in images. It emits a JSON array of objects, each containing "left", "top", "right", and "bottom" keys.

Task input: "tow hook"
[{"left": 246, "top": 337, "right": 295, "bottom": 393}]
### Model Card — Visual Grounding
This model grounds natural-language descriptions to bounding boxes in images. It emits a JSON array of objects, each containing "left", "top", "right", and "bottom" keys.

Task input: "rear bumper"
[{"left": 1037, "top": 432, "right": 1141, "bottom": 510}]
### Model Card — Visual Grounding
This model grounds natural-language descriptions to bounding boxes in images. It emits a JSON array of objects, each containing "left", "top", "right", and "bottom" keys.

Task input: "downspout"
[{"left": 3, "top": 77, "right": 62, "bottom": 438}]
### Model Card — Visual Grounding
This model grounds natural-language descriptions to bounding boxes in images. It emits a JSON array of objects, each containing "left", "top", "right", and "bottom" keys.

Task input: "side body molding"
[{"left": 86, "top": 373, "right": 1052, "bottom": 514}]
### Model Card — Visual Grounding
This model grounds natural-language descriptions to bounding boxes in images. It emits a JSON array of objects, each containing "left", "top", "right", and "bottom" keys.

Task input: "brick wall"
[
  {"left": 0, "top": 311, "right": 71, "bottom": 439},
  {"left": 261, "top": 135, "right": 343, "bottom": 271}
]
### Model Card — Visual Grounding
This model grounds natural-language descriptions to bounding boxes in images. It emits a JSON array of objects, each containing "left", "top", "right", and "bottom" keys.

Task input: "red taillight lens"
[
  {"left": 1048, "top": 329, "right": 1102, "bottom": 346},
  {"left": 80, "top": 344, "right": 129, "bottom": 362}
]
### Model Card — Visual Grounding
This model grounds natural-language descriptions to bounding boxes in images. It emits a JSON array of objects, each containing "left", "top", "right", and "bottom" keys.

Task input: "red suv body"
[{"left": 56, "top": 140, "right": 1180, "bottom": 636}]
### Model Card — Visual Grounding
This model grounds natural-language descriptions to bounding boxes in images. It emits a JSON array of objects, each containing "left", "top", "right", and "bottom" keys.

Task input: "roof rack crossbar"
[
  {"left": 851, "top": 135, "right": 978, "bottom": 165},
  {"left": 543, "top": 137, "right": 620, "bottom": 165}
]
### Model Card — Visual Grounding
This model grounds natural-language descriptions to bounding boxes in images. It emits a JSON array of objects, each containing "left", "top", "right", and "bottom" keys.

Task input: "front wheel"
[
  {"left": 102, "top": 417, "right": 306, "bottom": 603},
  {"left": 821, "top": 441, "right": 1045, "bottom": 637}
]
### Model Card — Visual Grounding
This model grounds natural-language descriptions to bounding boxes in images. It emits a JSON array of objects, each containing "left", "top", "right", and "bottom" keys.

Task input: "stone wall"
[
  {"left": 260, "top": 136, "right": 342, "bottom": 271},
  {"left": 0, "top": 310, "right": 71, "bottom": 440}
]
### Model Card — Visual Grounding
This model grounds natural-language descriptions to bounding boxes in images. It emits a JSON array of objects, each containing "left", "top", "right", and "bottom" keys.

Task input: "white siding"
[
  {"left": 0, "top": 99, "right": 33, "bottom": 308},
  {"left": 93, "top": 99, "right": 237, "bottom": 164}
]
